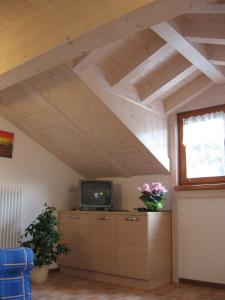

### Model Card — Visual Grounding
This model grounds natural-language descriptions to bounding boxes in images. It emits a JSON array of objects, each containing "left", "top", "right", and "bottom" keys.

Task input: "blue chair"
[{"left": 0, "top": 248, "right": 34, "bottom": 300}]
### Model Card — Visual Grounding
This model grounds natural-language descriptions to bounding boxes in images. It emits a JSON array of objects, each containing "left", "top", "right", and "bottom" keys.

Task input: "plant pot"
[{"left": 31, "top": 265, "right": 50, "bottom": 284}]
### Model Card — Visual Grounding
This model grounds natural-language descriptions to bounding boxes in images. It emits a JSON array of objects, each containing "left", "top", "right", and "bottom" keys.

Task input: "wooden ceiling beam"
[
  {"left": 0, "top": 0, "right": 217, "bottom": 91},
  {"left": 164, "top": 75, "right": 214, "bottom": 115},
  {"left": 142, "top": 65, "right": 197, "bottom": 105},
  {"left": 131, "top": 51, "right": 193, "bottom": 103},
  {"left": 187, "top": 36, "right": 225, "bottom": 46},
  {"left": 74, "top": 52, "right": 166, "bottom": 116},
  {"left": 111, "top": 31, "right": 166, "bottom": 87},
  {"left": 112, "top": 43, "right": 173, "bottom": 103},
  {"left": 151, "top": 21, "right": 225, "bottom": 84},
  {"left": 119, "top": 43, "right": 173, "bottom": 82}
]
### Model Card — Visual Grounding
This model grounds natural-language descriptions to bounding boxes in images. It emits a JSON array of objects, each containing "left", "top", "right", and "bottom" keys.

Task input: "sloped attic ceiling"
[
  {"left": 0, "top": 0, "right": 224, "bottom": 178},
  {"left": 0, "top": 66, "right": 168, "bottom": 177}
]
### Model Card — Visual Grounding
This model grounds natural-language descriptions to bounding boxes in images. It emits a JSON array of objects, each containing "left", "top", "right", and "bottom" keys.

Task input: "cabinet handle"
[
  {"left": 126, "top": 216, "right": 139, "bottom": 222},
  {"left": 97, "top": 216, "right": 109, "bottom": 221},
  {"left": 68, "top": 215, "right": 80, "bottom": 220}
]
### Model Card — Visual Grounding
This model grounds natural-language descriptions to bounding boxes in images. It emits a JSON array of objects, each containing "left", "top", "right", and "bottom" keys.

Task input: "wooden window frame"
[{"left": 177, "top": 104, "right": 225, "bottom": 186}]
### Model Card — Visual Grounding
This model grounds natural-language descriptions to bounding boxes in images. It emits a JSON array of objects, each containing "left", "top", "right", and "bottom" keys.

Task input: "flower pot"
[{"left": 31, "top": 265, "right": 50, "bottom": 284}]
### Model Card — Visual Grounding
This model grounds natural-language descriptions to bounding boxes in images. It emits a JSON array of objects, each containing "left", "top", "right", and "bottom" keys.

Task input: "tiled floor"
[{"left": 32, "top": 273, "right": 225, "bottom": 300}]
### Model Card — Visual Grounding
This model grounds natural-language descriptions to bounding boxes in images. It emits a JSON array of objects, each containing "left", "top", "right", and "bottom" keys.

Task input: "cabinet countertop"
[{"left": 60, "top": 210, "right": 171, "bottom": 216}]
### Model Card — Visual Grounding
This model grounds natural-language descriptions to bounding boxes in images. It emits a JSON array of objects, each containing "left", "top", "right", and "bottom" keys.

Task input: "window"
[{"left": 177, "top": 104, "right": 225, "bottom": 186}]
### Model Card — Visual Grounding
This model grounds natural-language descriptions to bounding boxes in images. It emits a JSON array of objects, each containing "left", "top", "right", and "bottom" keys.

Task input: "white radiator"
[{"left": 0, "top": 187, "right": 23, "bottom": 248}]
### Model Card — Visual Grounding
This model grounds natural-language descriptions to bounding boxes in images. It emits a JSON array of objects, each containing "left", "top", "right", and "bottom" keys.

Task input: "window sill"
[{"left": 174, "top": 184, "right": 225, "bottom": 191}]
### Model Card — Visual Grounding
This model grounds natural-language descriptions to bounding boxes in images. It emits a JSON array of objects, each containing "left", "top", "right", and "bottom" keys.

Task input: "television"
[{"left": 79, "top": 180, "right": 113, "bottom": 210}]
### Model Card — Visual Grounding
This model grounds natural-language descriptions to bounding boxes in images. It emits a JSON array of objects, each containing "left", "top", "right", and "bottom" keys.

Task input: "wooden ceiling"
[
  {"left": 0, "top": 0, "right": 52, "bottom": 34},
  {"left": 0, "top": 65, "right": 169, "bottom": 177},
  {"left": 0, "top": 0, "right": 224, "bottom": 177}
]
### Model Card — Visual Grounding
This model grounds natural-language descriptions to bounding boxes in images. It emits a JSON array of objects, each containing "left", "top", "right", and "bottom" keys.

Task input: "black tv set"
[{"left": 79, "top": 180, "right": 113, "bottom": 210}]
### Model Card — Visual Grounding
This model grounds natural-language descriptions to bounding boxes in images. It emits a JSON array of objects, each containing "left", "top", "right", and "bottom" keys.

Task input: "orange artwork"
[{"left": 0, "top": 130, "right": 14, "bottom": 158}]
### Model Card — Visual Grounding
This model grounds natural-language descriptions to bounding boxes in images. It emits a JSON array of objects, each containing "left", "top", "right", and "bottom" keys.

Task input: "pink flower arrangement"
[{"left": 137, "top": 182, "right": 167, "bottom": 211}]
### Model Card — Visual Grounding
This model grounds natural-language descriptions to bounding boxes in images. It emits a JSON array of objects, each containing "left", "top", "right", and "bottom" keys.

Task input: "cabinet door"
[
  {"left": 117, "top": 215, "right": 149, "bottom": 280},
  {"left": 89, "top": 214, "right": 117, "bottom": 274},
  {"left": 59, "top": 213, "right": 91, "bottom": 269}
]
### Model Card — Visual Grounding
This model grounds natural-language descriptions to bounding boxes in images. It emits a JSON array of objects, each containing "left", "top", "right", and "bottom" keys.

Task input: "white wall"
[
  {"left": 171, "top": 84, "right": 225, "bottom": 284},
  {"left": 0, "top": 116, "right": 83, "bottom": 232},
  {"left": 102, "top": 174, "right": 171, "bottom": 211},
  {"left": 175, "top": 190, "right": 225, "bottom": 284}
]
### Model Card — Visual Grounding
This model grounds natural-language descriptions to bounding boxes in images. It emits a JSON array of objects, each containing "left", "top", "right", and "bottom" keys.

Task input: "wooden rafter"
[
  {"left": 112, "top": 43, "right": 172, "bottom": 103},
  {"left": 74, "top": 42, "right": 168, "bottom": 116},
  {"left": 110, "top": 30, "right": 166, "bottom": 87},
  {"left": 142, "top": 65, "right": 197, "bottom": 105},
  {"left": 151, "top": 21, "right": 225, "bottom": 84},
  {"left": 115, "top": 43, "right": 171, "bottom": 84},
  {"left": 164, "top": 75, "right": 214, "bottom": 115},
  {"left": 133, "top": 51, "right": 196, "bottom": 104}
]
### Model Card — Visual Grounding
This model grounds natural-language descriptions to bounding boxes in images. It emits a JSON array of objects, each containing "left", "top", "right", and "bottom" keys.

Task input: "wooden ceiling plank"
[
  {"left": 177, "top": 14, "right": 225, "bottom": 45},
  {"left": 164, "top": 75, "right": 214, "bottom": 115},
  {"left": 0, "top": 100, "right": 79, "bottom": 172},
  {"left": 0, "top": 0, "right": 50, "bottom": 33},
  {"left": 190, "top": 3, "right": 225, "bottom": 13},
  {"left": 204, "top": 44, "right": 225, "bottom": 65},
  {"left": 0, "top": 0, "right": 216, "bottom": 90},
  {"left": 151, "top": 21, "right": 225, "bottom": 84},
  {"left": 26, "top": 0, "right": 53, "bottom": 9},
  {"left": 20, "top": 82, "right": 131, "bottom": 177}
]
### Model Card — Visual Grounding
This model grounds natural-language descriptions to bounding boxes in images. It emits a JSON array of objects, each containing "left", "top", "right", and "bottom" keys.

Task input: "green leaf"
[{"left": 19, "top": 204, "right": 69, "bottom": 267}]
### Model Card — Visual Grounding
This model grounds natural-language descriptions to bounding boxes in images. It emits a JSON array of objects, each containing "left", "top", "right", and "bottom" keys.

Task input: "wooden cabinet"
[
  {"left": 59, "top": 211, "right": 171, "bottom": 289},
  {"left": 59, "top": 213, "right": 91, "bottom": 269},
  {"left": 89, "top": 214, "right": 117, "bottom": 274},
  {"left": 117, "top": 215, "right": 149, "bottom": 279},
  {"left": 59, "top": 212, "right": 117, "bottom": 274}
]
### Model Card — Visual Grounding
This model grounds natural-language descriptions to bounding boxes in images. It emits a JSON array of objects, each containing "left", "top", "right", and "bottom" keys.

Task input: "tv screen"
[{"left": 79, "top": 180, "right": 112, "bottom": 209}]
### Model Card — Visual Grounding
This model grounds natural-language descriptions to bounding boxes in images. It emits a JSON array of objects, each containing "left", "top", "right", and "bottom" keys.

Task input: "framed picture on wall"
[{"left": 0, "top": 130, "right": 15, "bottom": 158}]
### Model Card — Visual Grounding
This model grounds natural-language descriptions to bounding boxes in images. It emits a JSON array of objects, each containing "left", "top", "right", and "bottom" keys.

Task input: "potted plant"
[
  {"left": 20, "top": 204, "right": 69, "bottom": 284},
  {"left": 137, "top": 182, "right": 167, "bottom": 211}
]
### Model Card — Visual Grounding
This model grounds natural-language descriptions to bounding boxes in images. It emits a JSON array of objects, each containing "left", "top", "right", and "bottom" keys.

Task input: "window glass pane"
[{"left": 183, "top": 114, "right": 225, "bottom": 179}]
